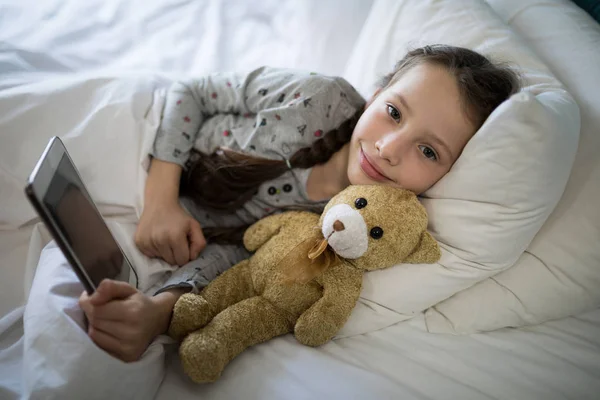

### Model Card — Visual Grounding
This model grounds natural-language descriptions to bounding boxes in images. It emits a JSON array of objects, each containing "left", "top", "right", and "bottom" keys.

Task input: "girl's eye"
[
  {"left": 419, "top": 145, "right": 438, "bottom": 161},
  {"left": 387, "top": 104, "right": 401, "bottom": 121}
]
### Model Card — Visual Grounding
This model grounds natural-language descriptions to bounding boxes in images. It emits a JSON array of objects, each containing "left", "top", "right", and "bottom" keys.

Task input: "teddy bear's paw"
[
  {"left": 294, "top": 318, "right": 337, "bottom": 347},
  {"left": 168, "top": 294, "right": 213, "bottom": 341},
  {"left": 180, "top": 331, "right": 228, "bottom": 383}
]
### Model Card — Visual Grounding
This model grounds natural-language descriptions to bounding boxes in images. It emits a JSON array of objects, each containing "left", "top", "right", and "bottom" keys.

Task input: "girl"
[{"left": 78, "top": 45, "right": 519, "bottom": 363}]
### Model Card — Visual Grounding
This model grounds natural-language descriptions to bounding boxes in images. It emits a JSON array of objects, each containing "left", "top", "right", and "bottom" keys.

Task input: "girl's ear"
[
  {"left": 403, "top": 231, "right": 441, "bottom": 264},
  {"left": 365, "top": 87, "right": 383, "bottom": 109}
]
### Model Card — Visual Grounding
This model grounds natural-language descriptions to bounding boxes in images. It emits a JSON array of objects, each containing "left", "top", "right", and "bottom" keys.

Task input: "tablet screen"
[{"left": 42, "top": 154, "right": 127, "bottom": 287}]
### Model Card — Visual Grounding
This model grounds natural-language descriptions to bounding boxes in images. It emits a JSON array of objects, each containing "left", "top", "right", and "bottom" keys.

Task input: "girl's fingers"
[
  {"left": 89, "top": 324, "right": 143, "bottom": 363},
  {"left": 78, "top": 291, "right": 92, "bottom": 315},
  {"left": 88, "top": 326, "right": 123, "bottom": 358},
  {"left": 86, "top": 299, "right": 131, "bottom": 322},
  {"left": 142, "top": 246, "right": 159, "bottom": 259},
  {"left": 89, "top": 280, "right": 137, "bottom": 306},
  {"left": 137, "top": 239, "right": 160, "bottom": 259},
  {"left": 171, "top": 232, "right": 191, "bottom": 266},
  {"left": 90, "top": 319, "right": 132, "bottom": 340},
  {"left": 155, "top": 240, "right": 176, "bottom": 266},
  {"left": 188, "top": 220, "right": 206, "bottom": 261}
]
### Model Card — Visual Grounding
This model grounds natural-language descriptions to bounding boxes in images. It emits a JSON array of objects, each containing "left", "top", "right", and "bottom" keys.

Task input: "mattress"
[{"left": 1, "top": 0, "right": 599, "bottom": 399}]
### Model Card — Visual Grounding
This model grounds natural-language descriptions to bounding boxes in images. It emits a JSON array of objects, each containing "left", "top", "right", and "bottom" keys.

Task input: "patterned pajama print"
[{"left": 150, "top": 66, "right": 365, "bottom": 294}]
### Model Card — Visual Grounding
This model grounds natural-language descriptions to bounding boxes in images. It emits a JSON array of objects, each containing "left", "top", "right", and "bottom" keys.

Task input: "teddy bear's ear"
[{"left": 403, "top": 231, "right": 441, "bottom": 264}]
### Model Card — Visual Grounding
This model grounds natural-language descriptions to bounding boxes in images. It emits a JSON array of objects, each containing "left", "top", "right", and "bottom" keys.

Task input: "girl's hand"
[
  {"left": 135, "top": 199, "right": 206, "bottom": 266},
  {"left": 78, "top": 280, "right": 173, "bottom": 363},
  {"left": 137, "top": 158, "right": 206, "bottom": 266}
]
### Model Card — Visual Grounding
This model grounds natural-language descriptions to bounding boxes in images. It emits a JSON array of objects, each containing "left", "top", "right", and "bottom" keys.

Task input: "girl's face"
[{"left": 347, "top": 63, "right": 476, "bottom": 195}]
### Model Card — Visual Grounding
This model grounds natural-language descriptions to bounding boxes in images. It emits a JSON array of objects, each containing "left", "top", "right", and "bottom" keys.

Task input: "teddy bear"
[{"left": 168, "top": 184, "right": 441, "bottom": 383}]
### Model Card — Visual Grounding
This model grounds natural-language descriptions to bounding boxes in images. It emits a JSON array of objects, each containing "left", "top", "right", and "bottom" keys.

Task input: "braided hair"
[{"left": 180, "top": 110, "right": 362, "bottom": 212}]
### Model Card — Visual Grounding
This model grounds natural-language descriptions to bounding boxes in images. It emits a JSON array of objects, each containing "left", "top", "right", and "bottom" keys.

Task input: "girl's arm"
[
  {"left": 151, "top": 78, "right": 239, "bottom": 167},
  {"left": 151, "top": 69, "right": 251, "bottom": 167},
  {"left": 140, "top": 67, "right": 366, "bottom": 263},
  {"left": 137, "top": 71, "right": 257, "bottom": 265},
  {"left": 150, "top": 66, "right": 364, "bottom": 168},
  {"left": 144, "top": 158, "right": 182, "bottom": 205},
  {"left": 152, "top": 286, "right": 190, "bottom": 336}
]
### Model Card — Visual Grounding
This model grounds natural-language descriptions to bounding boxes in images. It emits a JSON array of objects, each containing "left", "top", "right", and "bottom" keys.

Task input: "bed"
[{"left": 1, "top": 0, "right": 599, "bottom": 399}]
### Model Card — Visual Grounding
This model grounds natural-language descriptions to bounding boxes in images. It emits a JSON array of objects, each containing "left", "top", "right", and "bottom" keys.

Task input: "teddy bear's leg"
[
  {"left": 169, "top": 259, "right": 255, "bottom": 341},
  {"left": 179, "top": 296, "right": 293, "bottom": 383}
]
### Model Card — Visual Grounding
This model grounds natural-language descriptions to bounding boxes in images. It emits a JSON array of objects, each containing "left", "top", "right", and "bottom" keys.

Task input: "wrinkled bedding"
[{"left": 1, "top": 0, "right": 599, "bottom": 399}]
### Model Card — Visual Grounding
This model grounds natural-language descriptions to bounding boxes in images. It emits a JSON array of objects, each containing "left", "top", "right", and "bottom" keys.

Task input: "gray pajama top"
[{"left": 149, "top": 66, "right": 365, "bottom": 294}]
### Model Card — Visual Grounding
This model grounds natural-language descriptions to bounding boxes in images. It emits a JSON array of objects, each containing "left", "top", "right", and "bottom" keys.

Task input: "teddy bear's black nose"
[{"left": 333, "top": 220, "right": 345, "bottom": 232}]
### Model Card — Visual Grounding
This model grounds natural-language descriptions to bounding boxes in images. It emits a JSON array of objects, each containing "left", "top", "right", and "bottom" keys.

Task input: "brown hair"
[
  {"left": 186, "top": 44, "right": 520, "bottom": 244},
  {"left": 380, "top": 45, "right": 521, "bottom": 128}
]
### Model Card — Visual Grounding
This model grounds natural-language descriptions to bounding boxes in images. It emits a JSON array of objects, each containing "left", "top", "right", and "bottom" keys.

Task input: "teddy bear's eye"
[
  {"left": 370, "top": 227, "right": 384, "bottom": 239},
  {"left": 355, "top": 197, "right": 367, "bottom": 209}
]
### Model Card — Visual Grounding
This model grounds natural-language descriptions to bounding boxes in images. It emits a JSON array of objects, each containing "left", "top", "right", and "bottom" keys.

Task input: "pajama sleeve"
[
  {"left": 151, "top": 66, "right": 366, "bottom": 167},
  {"left": 151, "top": 70, "right": 246, "bottom": 167}
]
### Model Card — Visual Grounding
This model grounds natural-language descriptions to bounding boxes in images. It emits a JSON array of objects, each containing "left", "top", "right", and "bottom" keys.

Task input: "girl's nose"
[{"left": 376, "top": 132, "right": 408, "bottom": 166}]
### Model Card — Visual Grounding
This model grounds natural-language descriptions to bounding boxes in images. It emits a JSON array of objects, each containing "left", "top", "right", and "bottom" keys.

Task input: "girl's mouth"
[{"left": 359, "top": 147, "right": 389, "bottom": 182}]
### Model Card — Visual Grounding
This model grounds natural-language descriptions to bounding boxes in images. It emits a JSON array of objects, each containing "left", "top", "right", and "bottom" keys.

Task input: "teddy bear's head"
[{"left": 319, "top": 185, "right": 440, "bottom": 271}]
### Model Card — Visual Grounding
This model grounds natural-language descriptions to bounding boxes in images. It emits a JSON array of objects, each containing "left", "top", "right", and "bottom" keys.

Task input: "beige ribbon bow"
[{"left": 279, "top": 227, "right": 341, "bottom": 284}]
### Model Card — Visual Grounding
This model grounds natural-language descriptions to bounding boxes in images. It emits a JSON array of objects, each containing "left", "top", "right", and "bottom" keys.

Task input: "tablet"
[{"left": 25, "top": 136, "right": 138, "bottom": 294}]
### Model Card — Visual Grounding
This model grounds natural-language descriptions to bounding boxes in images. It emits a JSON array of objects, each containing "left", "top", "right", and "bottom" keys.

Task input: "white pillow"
[
  {"left": 425, "top": 0, "right": 600, "bottom": 333},
  {"left": 336, "top": 0, "right": 580, "bottom": 337}
]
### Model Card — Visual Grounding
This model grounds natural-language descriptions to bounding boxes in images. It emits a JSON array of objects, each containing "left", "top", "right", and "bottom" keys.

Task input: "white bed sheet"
[
  {"left": 1, "top": 0, "right": 599, "bottom": 399},
  {"left": 155, "top": 310, "right": 600, "bottom": 400},
  {"left": 0, "top": 0, "right": 371, "bottom": 89}
]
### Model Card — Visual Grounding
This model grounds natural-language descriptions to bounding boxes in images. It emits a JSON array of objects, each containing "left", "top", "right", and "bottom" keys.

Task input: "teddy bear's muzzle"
[{"left": 322, "top": 204, "right": 368, "bottom": 259}]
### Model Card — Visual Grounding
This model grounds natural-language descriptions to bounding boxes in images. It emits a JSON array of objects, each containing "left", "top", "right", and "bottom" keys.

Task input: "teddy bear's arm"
[
  {"left": 294, "top": 264, "right": 363, "bottom": 347},
  {"left": 242, "top": 213, "right": 290, "bottom": 251},
  {"left": 244, "top": 211, "right": 311, "bottom": 251}
]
